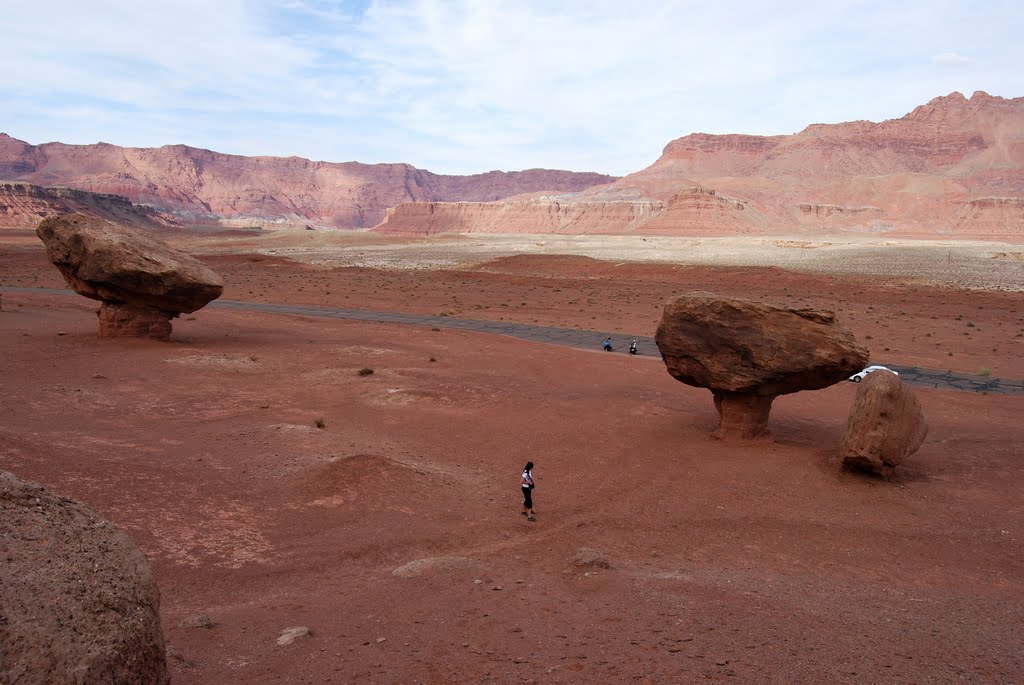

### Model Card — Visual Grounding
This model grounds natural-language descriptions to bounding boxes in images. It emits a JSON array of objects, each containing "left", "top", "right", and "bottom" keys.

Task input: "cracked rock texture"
[{"left": 0, "top": 470, "right": 169, "bottom": 685}]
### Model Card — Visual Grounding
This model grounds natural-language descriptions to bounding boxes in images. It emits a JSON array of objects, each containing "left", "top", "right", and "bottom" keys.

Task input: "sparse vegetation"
[
  {"left": 358, "top": 367, "right": 374, "bottom": 376},
  {"left": 977, "top": 367, "right": 992, "bottom": 377}
]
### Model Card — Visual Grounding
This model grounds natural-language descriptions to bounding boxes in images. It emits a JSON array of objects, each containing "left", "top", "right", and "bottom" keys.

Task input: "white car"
[{"left": 847, "top": 365, "right": 899, "bottom": 383}]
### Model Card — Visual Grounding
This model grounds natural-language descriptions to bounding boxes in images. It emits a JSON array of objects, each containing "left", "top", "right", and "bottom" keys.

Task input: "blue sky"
[{"left": 2, "top": 1, "right": 1021, "bottom": 176}]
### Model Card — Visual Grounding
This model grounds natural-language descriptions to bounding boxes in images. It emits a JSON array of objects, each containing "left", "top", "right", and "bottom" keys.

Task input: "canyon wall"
[
  {"left": 0, "top": 133, "right": 614, "bottom": 229},
  {"left": 378, "top": 91, "right": 1024, "bottom": 239}
]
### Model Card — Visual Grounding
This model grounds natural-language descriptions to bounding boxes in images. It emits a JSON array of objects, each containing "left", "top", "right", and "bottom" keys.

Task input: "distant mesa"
[
  {"left": 842, "top": 371, "right": 928, "bottom": 477},
  {"left": 35, "top": 213, "right": 223, "bottom": 340},
  {"left": 0, "top": 470, "right": 169, "bottom": 684},
  {"left": 655, "top": 293, "right": 868, "bottom": 440},
  {"left": 375, "top": 91, "right": 1024, "bottom": 239}
]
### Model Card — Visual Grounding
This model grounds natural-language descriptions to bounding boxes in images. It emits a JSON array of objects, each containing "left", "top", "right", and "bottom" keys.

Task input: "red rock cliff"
[
  {"left": 379, "top": 91, "right": 1024, "bottom": 239},
  {"left": 0, "top": 134, "right": 615, "bottom": 229}
]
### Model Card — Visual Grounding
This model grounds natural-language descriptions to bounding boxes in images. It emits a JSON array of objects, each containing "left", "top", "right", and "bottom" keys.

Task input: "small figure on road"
[
  {"left": 602, "top": 337, "right": 613, "bottom": 352},
  {"left": 629, "top": 339, "right": 638, "bottom": 355},
  {"left": 521, "top": 462, "right": 536, "bottom": 521}
]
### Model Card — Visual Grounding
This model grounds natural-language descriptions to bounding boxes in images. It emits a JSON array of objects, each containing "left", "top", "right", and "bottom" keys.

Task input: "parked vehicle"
[{"left": 848, "top": 365, "right": 899, "bottom": 383}]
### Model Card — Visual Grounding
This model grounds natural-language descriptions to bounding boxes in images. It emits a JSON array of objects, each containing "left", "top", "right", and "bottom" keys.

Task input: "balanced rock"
[
  {"left": 656, "top": 292, "right": 869, "bottom": 440},
  {"left": 36, "top": 213, "right": 223, "bottom": 339},
  {"left": 842, "top": 370, "right": 928, "bottom": 476},
  {"left": 0, "top": 470, "right": 169, "bottom": 684}
]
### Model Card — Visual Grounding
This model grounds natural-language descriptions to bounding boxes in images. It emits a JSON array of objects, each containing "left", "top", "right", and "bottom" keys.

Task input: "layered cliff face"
[
  {"left": 0, "top": 134, "right": 615, "bottom": 229},
  {"left": 379, "top": 91, "right": 1024, "bottom": 239},
  {"left": 376, "top": 197, "right": 664, "bottom": 235},
  {"left": 0, "top": 182, "right": 173, "bottom": 229}
]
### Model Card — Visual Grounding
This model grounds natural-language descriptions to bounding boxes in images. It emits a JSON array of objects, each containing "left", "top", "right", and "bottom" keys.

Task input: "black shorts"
[{"left": 522, "top": 486, "right": 533, "bottom": 509}]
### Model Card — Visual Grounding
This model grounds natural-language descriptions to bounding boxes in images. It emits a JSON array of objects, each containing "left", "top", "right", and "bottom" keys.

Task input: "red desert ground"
[{"left": 1, "top": 91, "right": 1022, "bottom": 684}]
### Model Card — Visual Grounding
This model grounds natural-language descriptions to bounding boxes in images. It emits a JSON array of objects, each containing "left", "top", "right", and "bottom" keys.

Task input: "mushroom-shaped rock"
[
  {"left": 841, "top": 370, "right": 928, "bottom": 476},
  {"left": 36, "top": 213, "right": 223, "bottom": 339},
  {"left": 0, "top": 470, "right": 169, "bottom": 684},
  {"left": 656, "top": 292, "right": 869, "bottom": 440}
]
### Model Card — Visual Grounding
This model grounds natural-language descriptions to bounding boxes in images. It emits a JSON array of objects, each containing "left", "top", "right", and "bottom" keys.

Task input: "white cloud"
[
  {"left": 1, "top": 1, "right": 1021, "bottom": 175},
  {"left": 931, "top": 51, "right": 974, "bottom": 66}
]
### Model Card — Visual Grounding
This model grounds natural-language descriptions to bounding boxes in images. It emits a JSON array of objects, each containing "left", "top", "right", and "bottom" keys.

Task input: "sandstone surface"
[
  {"left": 36, "top": 213, "right": 223, "bottom": 339},
  {"left": 378, "top": 91, "right": 1024, "bottom": 239},
  {"left": 0, "top": 181, "right": 174, "bottom": 229},
  {"left": 655, "top": 293, "right": 869, "bottom": 439},
  {"left": 0, "top": 470, "right": 169, "bottom": 685},
  {"left": 841, "top": 371, "right": 929, "bottom": 476},
  {"left": 0, "top": 133, "right": 614, "bottom": 229}
]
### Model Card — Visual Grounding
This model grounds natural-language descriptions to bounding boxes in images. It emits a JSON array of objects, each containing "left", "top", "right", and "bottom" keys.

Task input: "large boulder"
[
  {"left": 841, "top": 371, "right": 928, "bottom": 476},
  {"left": 0, "top": 470, "right": 169, "bottom": 684},
  {"left": 656, "top": 292, "right": 869, "bottom": 440},
  {"left": 36, "top": 213, "right": 223, "bottom": 339}
]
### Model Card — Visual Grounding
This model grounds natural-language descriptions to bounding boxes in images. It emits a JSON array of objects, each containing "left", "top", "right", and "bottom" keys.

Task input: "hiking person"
[
  {"left": 629, "top": 339, "right": 638, "bottom": 355},
  {"left": 521, "top": 462, "right": 536, "bottom": 521},
  {"left": 602, "top": 337, "right": 613, "bottom": 351}
]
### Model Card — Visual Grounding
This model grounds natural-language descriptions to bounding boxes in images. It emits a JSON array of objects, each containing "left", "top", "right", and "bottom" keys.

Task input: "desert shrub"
[
  {"left": 314, "top": 417, "right": 326, "bottom": 429},
  {"left": 977, "top": 367, "right": 992, "bottom": 377},
  {"left": 358, "top": 367, "right": 374, "bottom": 376}
]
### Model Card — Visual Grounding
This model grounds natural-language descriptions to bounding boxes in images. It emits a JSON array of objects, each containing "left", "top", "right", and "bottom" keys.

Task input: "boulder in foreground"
[
  {"left": 0, "top": 470, "right": 169, "bottom": 684},
  {"left": 36, "top": 213, "right": 223, "bottom": 339},
  {"left": 842, "top": 370, "right": 928, "bottom": 476},
  {"left": 656, "top": 292, "right": 868, "bottom": 440}
]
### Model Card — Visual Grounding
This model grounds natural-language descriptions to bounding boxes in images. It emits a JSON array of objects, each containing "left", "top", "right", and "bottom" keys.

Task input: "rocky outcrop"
[
  {"left": 951, "top": 197, "right": 1024, "bottom": 237},
  {"left": 0, "top": 470, "right": 169, "bottom": 684},
  {"left": 632, "top": 186, "right": 763, "bottom": 234},
  {"left": 376, "top": 186, "right": 764, "bottom": 235},
  {"left": 655, "top": 293, "right": 868, "bottom": 440},
  {"left": 376, "top": 197, "right": 663, "bottom": 234},
  {"left": 0, "top": 133, "right": 614, "bottom": 229},
  {"left": 796, "top": 203, "right": 884, "bottom": 218},
  {"left": 841, "top": 371, "right": 928, "bottom": 476},
  {"left": 0, "top": 181, "right": 175, "bottom": 229},
  {"left": 36, "top": 213, "right": 223, "bottom": 339}
]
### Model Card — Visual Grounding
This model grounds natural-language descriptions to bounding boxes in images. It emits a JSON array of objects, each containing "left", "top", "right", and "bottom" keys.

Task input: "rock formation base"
[
  {"left": 98, "top": 303, "right": 174, "bottom": 340},
  {"left": 712, "top": 392, "right": 776, "bottom": 440}
]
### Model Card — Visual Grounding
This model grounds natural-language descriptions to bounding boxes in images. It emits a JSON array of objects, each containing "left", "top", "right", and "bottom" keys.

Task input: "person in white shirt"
[{"left": 521, "top": 462, "right": 536, "bottom": 521}]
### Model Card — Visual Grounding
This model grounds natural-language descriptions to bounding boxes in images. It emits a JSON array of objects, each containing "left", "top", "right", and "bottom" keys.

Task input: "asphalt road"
[{"left": 5, "top": 286, "right": 1022, "bottom": 396}]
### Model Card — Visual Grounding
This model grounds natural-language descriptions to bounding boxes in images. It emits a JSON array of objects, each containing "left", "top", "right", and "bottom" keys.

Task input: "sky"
[{"left": 2, "top": 0, "right": 1021, "bottom": 176}]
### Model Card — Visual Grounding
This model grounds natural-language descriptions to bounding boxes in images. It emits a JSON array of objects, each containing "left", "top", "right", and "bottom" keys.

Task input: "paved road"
[{"left": 5, "top": 286, "right": 1022, "bottom": 396}]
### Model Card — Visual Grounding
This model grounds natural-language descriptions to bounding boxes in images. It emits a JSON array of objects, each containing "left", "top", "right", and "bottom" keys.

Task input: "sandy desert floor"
[{"left": 1, "top": 229, "right": 1022, "bottom": 684}]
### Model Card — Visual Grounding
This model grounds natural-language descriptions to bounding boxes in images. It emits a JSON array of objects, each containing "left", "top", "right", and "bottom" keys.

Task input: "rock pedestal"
[
  {"left": 35, "top": 213, "right": 223, "bottom": 340},
  {"left": 0, "top": 470, "right": 169, "bottom": 684},
  {"left": 98, "top": 302, "right": 174, "bottom": 339},
  {"left": 711, "top": 392, "right": 777, "bottom": 441},
  {"left": 842, "top": 371, "right": 928, "bottom": 476},
  {"left": 656, "top": 292, "right": 869, "bottom": 440}
]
